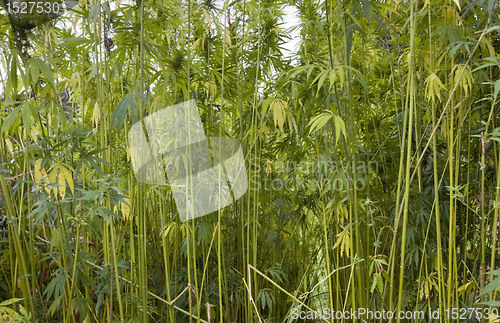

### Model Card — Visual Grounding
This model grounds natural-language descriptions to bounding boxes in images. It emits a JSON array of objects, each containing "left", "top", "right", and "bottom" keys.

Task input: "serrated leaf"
[
  {"left": 316, "top": 70, "right": 330, "bottom": 95},
  {"left": 44, "top": 269, "right": 65, "bottom": 300},
  {"left": 197, "top": 221, "right": 211, "bottom": 245},
  {"left": 266, "top": 292, "right": 273, "bottom": 312},
  {"left": 64, "top": 168, "right": 74, "bottom": 195},
  {"left": 48, "top": 296, "right": 62, "bottom": 316},
  {"left": 333, "top": 115, "right": 347, "bottom": 145}
]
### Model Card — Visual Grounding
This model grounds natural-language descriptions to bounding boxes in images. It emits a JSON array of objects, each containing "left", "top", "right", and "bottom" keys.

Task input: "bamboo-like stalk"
[
  {"left": 429, "top": 9, "right": 444, "bottom": 316},
  {"left": 0, "top": 173, "right": 35, "bottom": 321},
  {"left": 397, "top": 0, "right": 417, "bottom": 320}
]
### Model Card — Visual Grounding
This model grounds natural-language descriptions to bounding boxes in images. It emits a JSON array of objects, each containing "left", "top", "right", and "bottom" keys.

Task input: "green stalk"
[
  {"left": 397, "top": 0, "right": 416, "bottom": 319},
  {"left": 491, "top": 138, "right": 500, "bottom": 301},
  {"left": 110, "top": 222, "right": 125, "bottom": 321},
  {"left": 0, "top": 174, "right": 35, "bottom": 322},
  {"left": 161, "top": 203, "right": 175, "bottom": 322},
  {"left": 385, "top": 25, "right": 408, "bottom": 319},
  {"left": 480, "top": 132, "right": 486, "bottom": 299},
  {"left": 342, "top": 0, "right": 365, "bottom": 310},
  {"left": 138, "top": 0, "right": 148, "bottom": 320},
  {"left": 429, "top": 11, "right": 444, "bottom": 315},
  {"left": 321, "top": 199, "right": 334, "bottom": 323}
]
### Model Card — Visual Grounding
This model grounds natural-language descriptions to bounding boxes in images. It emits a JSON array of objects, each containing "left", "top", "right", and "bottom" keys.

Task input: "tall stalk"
[{"left": 397, "top": 0, "right": 416, "bottom": 319}]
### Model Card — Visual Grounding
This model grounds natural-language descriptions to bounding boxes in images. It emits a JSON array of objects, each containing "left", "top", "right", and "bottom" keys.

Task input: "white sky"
[
  {"left": 0, "top": 1, "right": 301, "bottom": 94},
  {"left": 213, "top": 0, "right": 301, "bottom": 57}
]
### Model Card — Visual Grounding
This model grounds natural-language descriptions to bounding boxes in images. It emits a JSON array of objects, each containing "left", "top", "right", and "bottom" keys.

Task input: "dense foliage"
[{"left": 1, "top": 0, "right": 500, "bottom": 322}]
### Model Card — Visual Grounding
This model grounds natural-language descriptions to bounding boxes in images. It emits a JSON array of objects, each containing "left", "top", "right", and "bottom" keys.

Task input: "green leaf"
[
  {"left": 370, "top": 276, "right": 377, "bottom": 293},
  {"left": 112, "top": 93, "right": 134, "bottom": 133},
  {"left": 375, "top": 2, "right": 400, "bottom": 15},
  {"left": 472, "top": 58, "right": 499, "bottom": 72},
  {"left": 35, "top": 59, "right": 55, "bottom": 89},
  {"left": 494, "top": 79, "right": 500, "bottom": 98},
  {"left": 479, "top": 276, "right": 500, "bottom": 297},
  {"left": 484, "top": 268, "right": 500, "bottom": 276},
  {"left": 71, "top": 296, "right": 91, "bottom": 318},
  {"left": 44, "top": 268, "right": 66, "bottom": 300},
  {"left": 261, "top": 97, "right": 274, "bottom": 117},
  {"left": 376, "top": 274, "right": 383, "bottom": 293},
  {"left": 48, "top": 296, "right": 62, "bottom": 316},
  {"left": 345, "top": 26, "right": 353, "bottom": 62},
  {"left": 97, "top": 206, "right": 122, "bottom": 222},
  {"left": 361, "top": 0, "right": 371, "bottom": 24},
  {"left": 308, "top": 112, "right": 333, "bottom": 134},
  {"left": 135, "top": 91, "right": 149, "bottom": 103},
  {"left": 22, "top": 102, "right": 32, "bottom": 133},
  {"left": 482, "top": 25, "right": 500, "bottom": 35},
  {"left": 1, "top": 104, "right": 23, "bottom": 133},
  {"left": 197, "top": 221, "right": 212, "bottom": 245},
  {"left": 309, "top": 68, "right": 326, "bottom": 86},
  {"left": 479, "top": 300, "right": 500, "bottom": 307},
  {"left": 30, "top": 59, "right": 40, "bottom": 84},
  {"left": 488, "top": 0, "right": 495, "bottom": 18},
  {"left": 266, "top": 292, "right": 273, "bottom": 312},
  {"left": 272, "top": 99, "right": 286, "bottom": 132},
  {"left": 0, "top": 298, "right": 22, "bottom": 306},
  {"left": 341, "top": 65, "right": 370, "bottom": 91}
]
